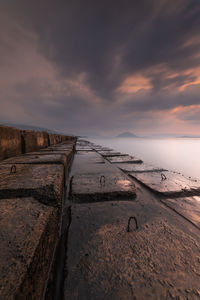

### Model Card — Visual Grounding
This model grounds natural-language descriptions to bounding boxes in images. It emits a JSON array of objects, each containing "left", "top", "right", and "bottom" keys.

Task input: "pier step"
[
  {"left": 117, "top": 162, "right": 167, "bottom": 173},
  {"left": 70, "top": 173, "right": 136, "bottom": 203},
  {"left": 0, "top": 164, "right": 64, "bottom": 206},
  {"left": 129, "top": 171, "right": 200, "bottom": 197},
  {"left": 1, "top": 153, "right": 68, "bottom": 166},
  {"left": 162, "top": 196, "right": 200, "bottom": 229},
  {"left": 106, "top": 155, "right": 143, "bottom": 164},
  {"left": 70, "top": 150, "right": 136, "bottom": 202},
  {"left": 99, "top": 151, "right": 127, "bottom": 157},
  {"left": 0, "top": 197, "right": 58, "bottom": 300}
]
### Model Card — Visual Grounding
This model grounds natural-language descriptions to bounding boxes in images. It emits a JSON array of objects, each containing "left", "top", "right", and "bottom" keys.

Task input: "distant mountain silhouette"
[{"left": 117, "top": 132, "right": 138, "bottom": 138}]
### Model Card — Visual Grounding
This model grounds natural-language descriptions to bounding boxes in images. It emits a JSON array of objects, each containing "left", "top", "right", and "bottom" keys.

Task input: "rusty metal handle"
[
  {"left": 100, "top": 175, "right": 105, "bottom": 186},
  {"left": 127, "top": 216, "right": 138, "bottom": 232},
  {"left": 161, "top": 173, "right": 167, "bottom": 181},
  {"left": 10, "top": 165, "right": 17, "bottom": 174}
]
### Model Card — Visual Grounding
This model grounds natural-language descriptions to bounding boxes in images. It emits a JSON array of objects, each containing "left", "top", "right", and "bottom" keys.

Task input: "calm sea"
[{"left": 88, "top": 138, "right": 200, "bottom": 180}]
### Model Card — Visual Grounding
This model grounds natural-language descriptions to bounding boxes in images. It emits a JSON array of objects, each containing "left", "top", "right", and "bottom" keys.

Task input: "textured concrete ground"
[
  {"left": 0, "top": 139, "right": 76, "bottom": 300},
  {"left": 64, "top": 140, "right": 200, "bottom": 300},
  {"left": 0, "top": 197, "right": 58, "bottom": 300}
]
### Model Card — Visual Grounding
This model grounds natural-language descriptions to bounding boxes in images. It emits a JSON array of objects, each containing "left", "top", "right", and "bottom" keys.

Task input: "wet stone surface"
[
  {"left": 76, "top": 148, "right": 94, "bottom": 151},
  {"left": 107, "top": 155, "right": 143, "bottom": 164},
  {"left": 75, "top": 151, "right": 105, "bottom": 163},
  {"left": 98, "top": 151, "right": 125, "bottom": 157},
  {"left": 1, "top": 153, "right": 67, "bottom": 166},
  {"left": 117, "top": 163, "right": 167, "bottom": 173},
  {"left": 93, "top": 147, "right": 113, "bottom": 151},
  {"left": 162, "top": 196, "right": 200, "bottom": 229},
  {"left": 0, "top": 164, "right": 64, "bottom": 206},
  {"left": 129, "top": 171, "right": 200, "bottom": 197},
  {"left": 0, "top": 197, "right": 58, "bottom": 300},
  {"left": 70, "top": 172, "right": 136, "bottom": 203},
  {"left": 64, "top": 202, "right": 200, "bottom": 300}
]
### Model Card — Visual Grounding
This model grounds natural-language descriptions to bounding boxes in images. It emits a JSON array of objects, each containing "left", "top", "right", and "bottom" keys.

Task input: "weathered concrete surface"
[
  {"left": 49, "top": 133, "right": 57, "bottom": 145},
  {"left": 70, "top": 172, "right": 136, "bottom": 203},
  {"left": 0, "top": 164, "right": 64, "bottom": 206},
  {"left": 129, "top": 171, "right": 200, "bottom": 197},
  {"left": 0, "top": 197, "right": 58, "bottom": 300},
  {"left": 1, "top": 153, "right": 67, "bottom": 166},
  {"left": 162, "top": 196, "right": 200, "bottom": 229},
  {"left": 64, "top": 201, "right": 200, "bottom": 300},
  {"left": 21, "top": 130, "right": 49, "bottom": 153},
  {"left": 93, "top": 147, "right": 113, "bottom": 151},
  {"left": 76, "top": 151, "right": 105, "bottom": 163},
  {"left": 0, "top": 125, "right": 22, "bottom": 160},
  {"left": 107, "top": 155, "right": 143, "bottom": 164},
  {"left": 76, "top": 147, "right": 94, "bottom": 151},
  {"left": 99, "top": 151, "right": 124, "bottom": 157},
  {"left": 117, "top": 162, "right": 167, "bottom": 173}
]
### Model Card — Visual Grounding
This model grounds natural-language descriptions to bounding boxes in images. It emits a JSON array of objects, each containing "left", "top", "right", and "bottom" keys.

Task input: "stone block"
[
  {"left": 0, "top": 125, "right": 22, "bottom": 160},
  {"left": 162, "top": 196, "right": 200, "bottom": 229},
  {"left": 1, "top": 153, "right": 67, "bottom": 166},
  {"left": 117, "top": 163, "right": 167, "bottom": 173},
  {"left": 130, "top": 171, "right": 200, "bottom": 197},
  {"left": 0, "top": 197, "right": 58, "bottom": 300},
  {"left": 70, "top": 172, "right": 136, "bottom": 203},
  {"left": 107, "top": 155, "right": 143, "bottom": 164},
  {"left": 0, "top": 164, "right": 64, "bottom": 206}
]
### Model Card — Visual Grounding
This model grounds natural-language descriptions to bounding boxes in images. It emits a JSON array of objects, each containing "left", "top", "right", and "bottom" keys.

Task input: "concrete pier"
[
  {"left": 64, "top": 140, "right": 200, "bottom": 300},
  {"left": 0, "top": 131, "right": 200, "bottom": 299},
  {"left": 0, "top": 125, "right": 76, "bottom": 300}
]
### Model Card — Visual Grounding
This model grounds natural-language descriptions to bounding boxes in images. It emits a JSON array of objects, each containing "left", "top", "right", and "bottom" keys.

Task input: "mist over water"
[{"left": 89, "top": 138, "right": 200, "bottom": 180}]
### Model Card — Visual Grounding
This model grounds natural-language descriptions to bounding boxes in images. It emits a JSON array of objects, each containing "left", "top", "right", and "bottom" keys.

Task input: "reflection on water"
[{"left": 89, "top": 138, "right": 200, "bottom": 180}]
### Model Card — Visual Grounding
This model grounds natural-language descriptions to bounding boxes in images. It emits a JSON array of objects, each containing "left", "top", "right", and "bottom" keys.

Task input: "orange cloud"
[{"left": 118, "top": 74, "right": 152, "bottom": 94}]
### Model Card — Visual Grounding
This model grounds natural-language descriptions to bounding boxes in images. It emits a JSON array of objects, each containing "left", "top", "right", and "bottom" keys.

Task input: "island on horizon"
[{"left": 117, "top": 131, "right": 138, "bottom": 138}]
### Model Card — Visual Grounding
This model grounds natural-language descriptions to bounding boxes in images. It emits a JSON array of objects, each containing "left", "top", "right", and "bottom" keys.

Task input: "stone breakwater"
[
  {"left": 0, "top": 124, "right": 75, "bottom": 161},
  {"left": 0, "top": 125, "right": 76, "bottom": 300},
  {"left": 64, "top": 140, "right": 200, "bottom": 300},
  {"left": 1, "top": 134, "right": 200, "bottom": 300}
]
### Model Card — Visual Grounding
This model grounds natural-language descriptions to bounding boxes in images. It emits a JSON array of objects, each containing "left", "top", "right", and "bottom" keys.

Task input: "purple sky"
[{"left": 1, "top": 0, "right": 200, "bottom": 136}]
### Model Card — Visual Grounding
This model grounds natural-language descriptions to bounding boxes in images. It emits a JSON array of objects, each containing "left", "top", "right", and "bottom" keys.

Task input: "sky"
[{"left": 1, "top": 0, "right": 200, "bottom": 136}]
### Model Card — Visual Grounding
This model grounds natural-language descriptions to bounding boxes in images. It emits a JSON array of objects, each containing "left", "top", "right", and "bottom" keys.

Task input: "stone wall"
[
  {"left": 0, "top": 124, "right": 76, "bottom": 300},
  {"left": 0, "top": 125, "right": 75, "bottom": 160},
  {"left": 0, "top": 125, "right": 22, "bottom": 160}
]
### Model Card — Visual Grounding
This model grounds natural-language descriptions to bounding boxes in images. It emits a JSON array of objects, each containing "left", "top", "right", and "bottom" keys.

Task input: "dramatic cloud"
[{"left": 1, "top": 0, "right": 200, "bottom": 135}]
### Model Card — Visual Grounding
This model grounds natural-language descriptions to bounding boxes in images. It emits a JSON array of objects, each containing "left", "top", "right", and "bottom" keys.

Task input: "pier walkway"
[{"left": 63, "top": 140, "right": 200, "bottom": 300}]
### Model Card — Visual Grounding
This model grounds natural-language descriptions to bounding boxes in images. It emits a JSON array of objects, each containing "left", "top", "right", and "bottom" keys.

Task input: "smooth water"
[{"left": 89, "top": 138, "right": 200, "bottom": 180}]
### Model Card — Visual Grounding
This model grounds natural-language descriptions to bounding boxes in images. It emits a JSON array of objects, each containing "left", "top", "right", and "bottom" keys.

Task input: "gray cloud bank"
[{"left": 1, "top": 0, "right": 200, "bottom": 135}]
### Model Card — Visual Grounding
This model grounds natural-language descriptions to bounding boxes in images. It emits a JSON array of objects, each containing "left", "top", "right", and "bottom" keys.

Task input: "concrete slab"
[
  {"left": 162, "top": 196, "right": 200, "bottom": 229},
  {"left": 75, "top": 151, "right": 105, "bottom": 163},
  {"left": 64, "top": 202, "right": 200, "bottom": 300},
  {"left": 76, "top": 148, "right": 94, "bottom": 152},
  {"left": 1, "top": 153, "right": 67, "bottom": 166},
  {"left": 51, "top": 145, "right": 74, "bottom": 151},
  {"left": 70, "top": 172, "right": 136, "bottom": 203},
  {"left": 93, "top": 147, "right": 113, "bottom": 151},
  {"left": 72, "top": 151, "right": 135, "bottom": 176},
  {"left": 0, "top": 197, "right": 58, "bottom": 300},
  {"left": 107, "top": 155, "right": 143, "bottom": 164},
  {"left": 129, "top": 171, "right": 200, "bottom": 197},
  {"left": 0, "top": 125, "right": 22, "bottom": 160},
  {"left": 99, "top": 151, "right": 124, "bottom": 157},
  {"left": 0, "top": 164, "right": 64, "bottom": 206},
  {"left": 117, "top": 163, "right": 167, "bottom": 173},
  {"left": 39, "top": 148, "right": 73, "bottom": 156}
]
